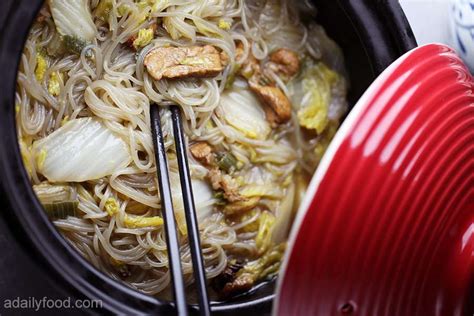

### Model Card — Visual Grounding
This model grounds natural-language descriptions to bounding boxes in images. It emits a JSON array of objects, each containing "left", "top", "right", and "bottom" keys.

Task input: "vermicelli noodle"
[{"left": 16, "top": 0, "right": 348, "bottom": 299}]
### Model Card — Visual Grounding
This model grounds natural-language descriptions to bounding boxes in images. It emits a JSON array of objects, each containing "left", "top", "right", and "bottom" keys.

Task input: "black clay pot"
[{"left": 0, "top": 1, "right": 416, "bottom": 315}]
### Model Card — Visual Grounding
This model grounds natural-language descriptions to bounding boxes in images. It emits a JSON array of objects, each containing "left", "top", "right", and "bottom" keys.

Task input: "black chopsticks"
[
  {"left": 150, "top": 104, "right": 211, "bottom": 316},
  {"left": 150, "top": 105, "right": 188, "bottom": 315},
  {"left": 171, "top": 106, "right": 211, "bottom": 316}
]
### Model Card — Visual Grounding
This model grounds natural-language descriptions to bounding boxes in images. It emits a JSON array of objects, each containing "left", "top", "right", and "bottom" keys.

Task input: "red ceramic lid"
[{"left": 275, "top": 44, "right": 474, "bottom": 316}]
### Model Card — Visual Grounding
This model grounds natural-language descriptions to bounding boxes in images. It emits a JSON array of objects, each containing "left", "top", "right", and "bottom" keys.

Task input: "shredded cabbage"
[
  {"left": 105, "top": 198, "right": 120, "bottom": 216},
  {"left": 255, "top": 211, "right": 276, "bottom": 254},
  {"left": 123, "top": 214, "right": 163, "bottom": 228},
  {"left": 238, "top": 166, "right": 283, "bottom": 199},
  {"left": 218, "top": 19, "right": 232, "bottom": 30},
  {"left": 291, "top": 61, "right": 340, "bottom": 134},
  {"left": 170, "top": 173, "right": 214, "bottom": 235},
  {"left": 240, "top": 185, "right": 282, "bottom": 199},
  {"left": 105, "top": 197, "right": 163, "bottom": 228},
  {"left": 48, "top": 72, "right": 61, "bottom": 96},
  {"left": 33, "top": 118, "right": 131, "bottom": 182},
  {"left": 220, "top": 85, "right": 271, "bottom": 140},
  {"left": 133, "top": 27, "right": 155, "bottom": 49},
  {"left": 49, "top": 0, "right": 97, "bottom": 42},
  {"left": 272, "top": 182, "right": 295, "bottom": 244},
  {"left": 35, "top": 54, "right": 47, "bottom": 82}
]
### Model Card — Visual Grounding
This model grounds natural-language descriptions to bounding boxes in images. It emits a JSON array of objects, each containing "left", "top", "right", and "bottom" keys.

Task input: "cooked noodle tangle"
[{"left": 16, "top": 0, "right": 347, "bottom": 298}]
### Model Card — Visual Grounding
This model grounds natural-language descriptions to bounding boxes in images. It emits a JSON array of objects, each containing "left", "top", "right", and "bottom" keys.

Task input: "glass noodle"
[{"left": 15, "top": 0, "right": 347, "bottom": 299}]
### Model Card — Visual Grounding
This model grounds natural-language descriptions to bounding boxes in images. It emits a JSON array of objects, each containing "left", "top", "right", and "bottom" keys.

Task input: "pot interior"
[{"left": 0, "top": 0, "right": 415, "bottom": 315}]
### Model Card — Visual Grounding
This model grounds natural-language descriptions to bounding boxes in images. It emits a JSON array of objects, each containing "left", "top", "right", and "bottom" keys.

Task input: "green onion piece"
[
  {"left": 216, "top": 152, "right": 238, "bottom": 173},
  {"left": 42, "top": 201, "right": 79, "bottom": 220},
  {"left": 62, "top": 35, "right": 89, "bottom": 55},
  {"left": 213, "top": 191, "right": 227, "bottom": 205}
]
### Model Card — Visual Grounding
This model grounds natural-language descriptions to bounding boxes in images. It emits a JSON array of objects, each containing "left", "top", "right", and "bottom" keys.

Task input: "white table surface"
[
  {"left": 400, "top": 0, "right": 451, "bottom": 46},
  {"left": 400, "top": 0, "right": 474, "bottom": 72}
]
